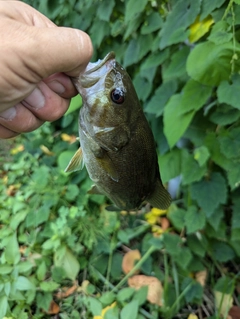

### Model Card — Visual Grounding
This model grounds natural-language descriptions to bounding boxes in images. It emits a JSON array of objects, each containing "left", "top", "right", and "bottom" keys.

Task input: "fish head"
[{"left": 73, "top": 52, "right": 140, "bottom": 127}]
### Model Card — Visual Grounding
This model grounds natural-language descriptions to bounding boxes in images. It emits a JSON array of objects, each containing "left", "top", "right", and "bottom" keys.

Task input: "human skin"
[{"left": 0, "top": 0, "right": 93, "bottom": 139}]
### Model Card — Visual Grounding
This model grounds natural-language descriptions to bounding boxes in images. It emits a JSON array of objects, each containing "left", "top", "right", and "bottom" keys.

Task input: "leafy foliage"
[{"left": 1, "top": 0, "right": 240, "bottom": 318}]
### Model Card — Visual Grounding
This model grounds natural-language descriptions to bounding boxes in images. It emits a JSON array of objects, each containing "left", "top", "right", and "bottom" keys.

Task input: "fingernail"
[
  {"left": 0, "top": 106, "right": 17, "bottom": 120},
  {"left": 24, "top": 88, "right": 45, "bottom": 109},
  {"left": 48, "top": 81, "right": 65, "bottom": 94}
]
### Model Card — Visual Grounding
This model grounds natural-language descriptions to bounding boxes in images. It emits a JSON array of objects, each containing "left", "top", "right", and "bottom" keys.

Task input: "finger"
[
  {"left": 0, "top": 125, "right": 18, "bottom": 139},
  {"left": 22, "top": 81, "right": 71, "bottom": 122},
  {"left": 43, "top": 72, "right": 78, "bottom": 99},
  {"left": 0, "top": 104, "right": 43, "bottom": 133},
  {"left": 25, "top": 26, "right": 93, "bottom": 80}
]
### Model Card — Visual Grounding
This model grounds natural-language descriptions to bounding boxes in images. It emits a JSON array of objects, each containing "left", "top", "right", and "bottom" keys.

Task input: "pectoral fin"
[
  {"left": 147, "top": 179, "right": 171, "bottom": 210},
  {"left": 96, "top": 152, "right": 119, "bottom": 182},
  {"left": 65, "top": 147, "right": 84, "bottom": 173},
  {"left": 88, "top": 185, "right": 102, "bottom": 195}
]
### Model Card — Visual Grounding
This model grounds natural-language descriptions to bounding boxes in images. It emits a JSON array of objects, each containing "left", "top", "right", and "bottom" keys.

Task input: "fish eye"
[{"left": 111, "top": 88, "right": 125, "bottom": 104}]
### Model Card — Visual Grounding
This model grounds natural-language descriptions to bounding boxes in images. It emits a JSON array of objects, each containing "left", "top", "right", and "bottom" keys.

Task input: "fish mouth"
[{"left": 73, "top": 52, "right": 116, "bottom": 90}]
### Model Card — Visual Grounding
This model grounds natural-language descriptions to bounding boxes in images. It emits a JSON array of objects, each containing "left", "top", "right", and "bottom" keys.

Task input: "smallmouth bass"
[{"left": 66, "top": 52, "right": 171, "bottom": 211}]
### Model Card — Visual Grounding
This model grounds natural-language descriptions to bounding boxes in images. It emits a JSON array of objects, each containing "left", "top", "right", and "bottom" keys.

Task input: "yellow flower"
[
  {"left": 10, "top": 144, "right": 24, "bottom": 155},
  {"left": 189, "top": 15, "right": 214, "bottom": 43},
  {"left": 152, "top": 225, "right": 164, "bottom": 237},
  {"left": 93, "top": 302, "right": 116, "bottom": 319},
  {"left": 145, "top": 208, "right": 167, "bottom": 225}
]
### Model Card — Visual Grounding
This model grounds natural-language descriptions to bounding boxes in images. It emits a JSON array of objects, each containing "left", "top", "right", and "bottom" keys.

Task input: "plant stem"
[{"left": 112, "top": 245, "right": 157, "bottom": 292}]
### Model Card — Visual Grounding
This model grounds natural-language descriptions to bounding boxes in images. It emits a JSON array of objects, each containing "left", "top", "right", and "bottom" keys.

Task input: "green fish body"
[{"left": 66, "top": 52, "right": 171, "bottom": 211}]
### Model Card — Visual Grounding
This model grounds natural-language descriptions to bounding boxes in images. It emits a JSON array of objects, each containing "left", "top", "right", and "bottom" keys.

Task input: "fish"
[{"left": 65, "top": 51, "right": 171, "bottom": 211}]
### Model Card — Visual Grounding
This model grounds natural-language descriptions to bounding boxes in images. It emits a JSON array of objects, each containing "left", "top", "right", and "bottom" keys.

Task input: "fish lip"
[
  {"left": 73, "top": 51, "right": 116, "bottom": 91},
  {"left": 84, "top": 51, "right": 116, "bottom": 75}
]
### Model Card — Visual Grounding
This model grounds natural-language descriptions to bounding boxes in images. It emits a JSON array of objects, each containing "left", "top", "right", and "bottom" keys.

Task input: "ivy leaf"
[
  {"left": 187, "top": 41, "right": 240, "bottom": 86},
  {"left": 190, "top": 173, "right": 227, "bottom": 214},
  {"left": 159, "top": 0, "right": 201, "bottom": 48},
  {"left": 185, "top": 206, "right": 206, "bottom": 234},
  {"left": 217, "top": 75, "right": 240, "bottom": 110},
  {"left": 163, "top": 94, "right": 195, "bottom": 148}
]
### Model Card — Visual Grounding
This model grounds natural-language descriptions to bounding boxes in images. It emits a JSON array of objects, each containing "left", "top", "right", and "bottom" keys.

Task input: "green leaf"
[
  {"left": 16, "top": 261, "right": 33, "bottom": 274},
  {"left": 194, "top": 146, "right": 210, "bottom": 166},
  {"left": 37, "top": 261, "right": 47, "bottom": 281},
  {"left": 185, "top": 206, "right": 206, "bottom": 234},
  {"left": 90, "top": 20, "right": 110, "bottom": 48},
  {"left": 158, "top": 149, "right": 182, "bottom": 183},
  {"left": 200, "top": 0, "right": 226, "bottom": 20},
  {"left": 162, "top": 46, "right": 190, "bottom": 81},
  {"left": 31, "top": 165, "right": 50, "bottom": 189},
  {"left": 0, "top": 295, "right": 8, "bottom": 319},
  {"left": 26, "top": 205, "right": 50, "bottom": 227},
  {"left": 168, "top": 207, "right": 185, "bottom": 232},
  {"left": 163, "top": 233, "right": 182, "bottom": 256},
  {"left": 207, "top": 208, "right": 223, "bottom": 234},
  {"left": 36, "top": 292, "right": 52, "bottom": 312},
  {"left": 65, "top": 94, "right": 82, "bottom": 115},
  {"left": 181, "top": 149, "right": 207, "bottom": 185},
  {"left": 175, "top": 246, "right": 193, "bottom": 269},
  {"left": 217, "top": 75, "right": 240, "bottom": 110},
  {"left": 99, "top": 291, "right": 116, "bottom": 307},
  {"left": 140, "top": 49, "right": 169, "bottom": 70},
  {"left": 179, "top": 79, "right": 212, "bottom": 114},
  {"left": 208, "top": 21, "right": 232, "bottom": 45},
  {"left": 190, "top": 173, "right": 227, "bottom": 214},
  {"left": 87, "top": 296, "right": 102, "bottom": 316},
  {"left": 117, "top": 287, "right": 135, "bottom": 302},
  {"left": 159, "top": 0, "right": 201, "bottom": 48},
  {"left": 58, "top": 150, "right": 76, "bottom": 171},
  {"left": 0, "top": 264, "right": 13, "bottom": 275},
  {"left": 218, "top": 128, "right": 240, "bottom": 159},
  {"left": 187, "top": 234, "right": 206, "bottom": 257},
  {"left": 54, "top": 247, "right": 80, "bottom": 280},
  {"left": 145, "top": 81, "right": 178, "bottom": 116},
  {"left": 214, "top": 276, "right": 234, "bottom": 294},
  {"left": 163, "top": 94, "right": 195, "bottom": 148},
  {"left": 5, "top": 232, "right": 20, "bottom": 265},
  {"left": 125, "top": 0, "right": 148, "bottom": 22},
  {"left": 209, "top": 103, "right": 240, "bottom": 125},
  {"left": 133, "top": 286, "right": 148, "bottom": 306},
  {"left": 15, "top": 276, "right": 35, "bottom": 291},
  {"left": 40, "top": 281, "right": 59, "bottom": 292},
  {"left": 211, "top": 241, "right": 235, "bottom": 262},
  {"left": 97, "top": 0, "right": 115, "bottom": 21},
  {"left": 120, "top": 299, "right": 139, "bottom": 319},
  {"left": 187, "top": 41, "right": 240, "bottom": 86},
  {"left": 141, "top": 12, "right": 163, "bottom": 34},
  {"left": 65, "top": 184, "right": 79, "bottom": 201}
]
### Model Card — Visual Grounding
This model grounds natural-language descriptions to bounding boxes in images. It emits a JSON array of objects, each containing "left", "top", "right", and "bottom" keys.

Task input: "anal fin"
[
  {"left": 147, "top": 179, "right": 171, "bottom": 210},
  {"left": 65, "top": 147, "right": 84, "bottom": 173}
]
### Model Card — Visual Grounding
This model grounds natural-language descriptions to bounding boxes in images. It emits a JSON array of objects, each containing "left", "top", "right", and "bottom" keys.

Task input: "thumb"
[{"left": 26, "top": 26, "right": 93, "bottom": 79}]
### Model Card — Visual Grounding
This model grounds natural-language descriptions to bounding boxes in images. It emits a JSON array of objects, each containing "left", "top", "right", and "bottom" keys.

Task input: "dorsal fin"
[
  {"left": 147, "top": 179, "right": 171, "bottom": 210},
  {"left": 65, "top": 148, "right": 84, "bottom": 173}
]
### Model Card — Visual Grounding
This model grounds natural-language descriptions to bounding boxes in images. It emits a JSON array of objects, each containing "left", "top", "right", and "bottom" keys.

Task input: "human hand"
[{"left": 0, "top": 0, "right": 93, "bottom": 139}]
